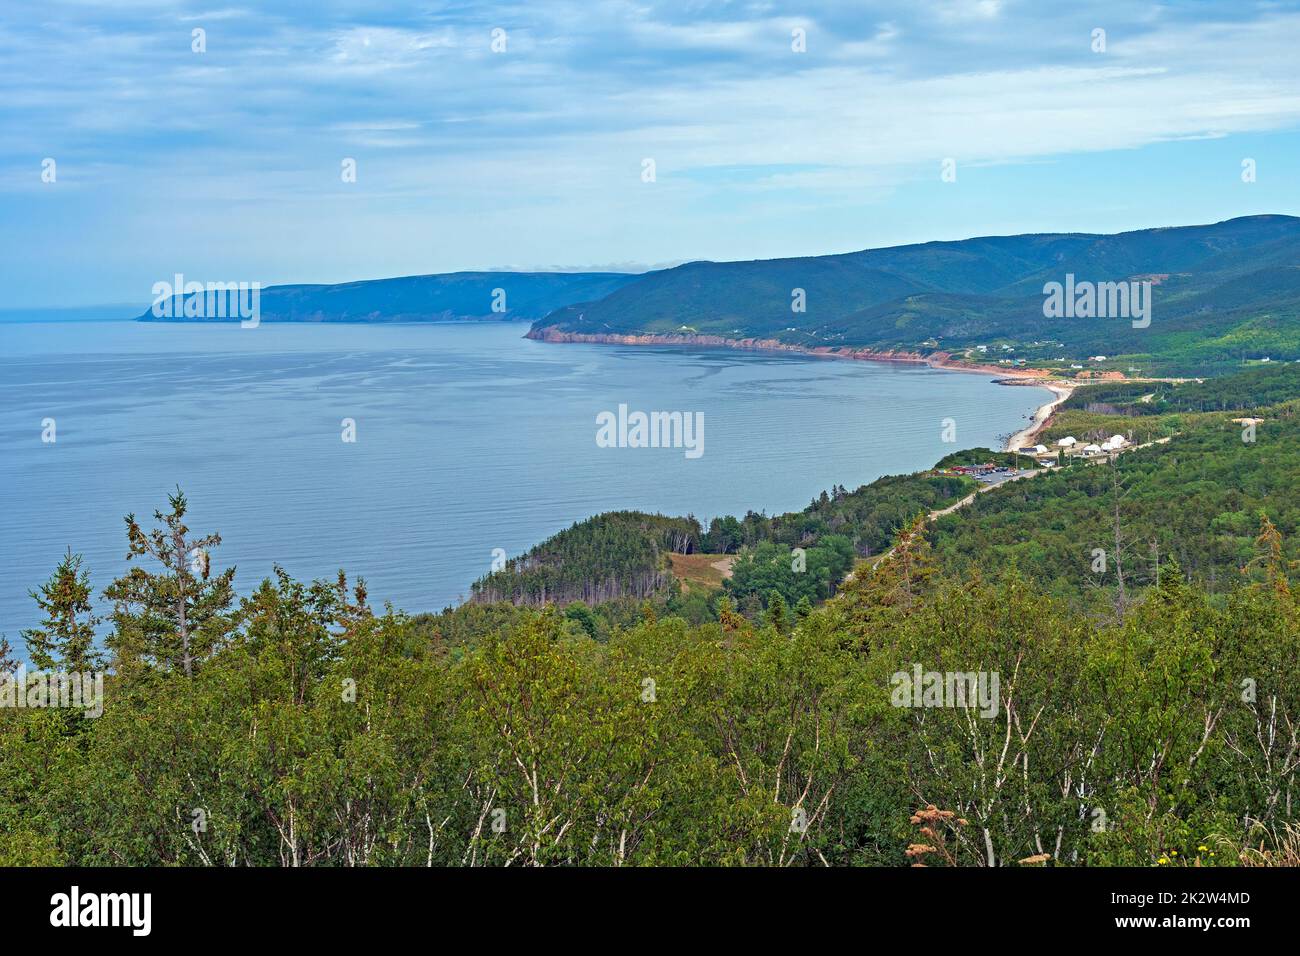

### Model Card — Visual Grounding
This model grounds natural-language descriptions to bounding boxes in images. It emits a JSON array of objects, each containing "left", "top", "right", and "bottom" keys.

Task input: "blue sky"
[{"left": 3, "top": 0, "right": 1300, "bottom": 307}]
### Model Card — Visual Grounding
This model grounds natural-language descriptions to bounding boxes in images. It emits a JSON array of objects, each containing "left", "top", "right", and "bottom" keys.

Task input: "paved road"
[
  {"left": 845, "top": 469, "right": 1041, "bottom": 580},
  {"left": 846, "top": 438, "right": 1176, "bottom": 584}
]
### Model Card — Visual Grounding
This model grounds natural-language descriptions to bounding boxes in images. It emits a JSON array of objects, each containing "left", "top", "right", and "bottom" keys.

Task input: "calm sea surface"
[{"left": 0, "top": 320, "right": 1048, "bottom": 644}]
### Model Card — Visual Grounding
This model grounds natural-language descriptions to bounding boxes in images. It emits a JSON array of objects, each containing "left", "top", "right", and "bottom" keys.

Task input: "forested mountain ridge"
[
  {"left": 528, "top": 215, "right": 1300, "bottom": 375},
  {"left": 137, "top": 270, "right": 644, "bottom": 323},
  {"left": 126, "top": 217, "right": 1300, "bottom": 375}
]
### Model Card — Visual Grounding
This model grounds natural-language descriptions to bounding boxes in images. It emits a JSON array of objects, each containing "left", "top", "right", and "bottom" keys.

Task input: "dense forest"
[
  {"left": 1062, "top": 364, "right": 1299, "bottom": 416},
  {"left": 2, "top": 493, "right": 1296, "bottom": 866},
  {"left": 935, "top": 408, "right": 1300, "bottom": 599},
  {"left": 469, "top": 512, "right": 699, "bottom": 606},
  {"left": 470, "top": 472, "right": 977, "bottom": 614}
]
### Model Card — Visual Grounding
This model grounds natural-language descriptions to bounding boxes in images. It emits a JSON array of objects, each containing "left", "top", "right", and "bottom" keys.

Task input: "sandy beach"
[{"left": 1004, "top": 381, "right": 1075, "bottom": 451}]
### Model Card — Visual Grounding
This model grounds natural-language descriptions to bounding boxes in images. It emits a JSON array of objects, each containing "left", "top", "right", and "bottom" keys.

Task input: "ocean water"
[{"left": 0, "top": 320, "right": 1049, "bottom": 643}]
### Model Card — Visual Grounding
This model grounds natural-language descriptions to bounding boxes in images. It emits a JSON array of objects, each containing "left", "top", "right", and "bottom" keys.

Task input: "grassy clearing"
[{"left": 668, "top": 552, "right": 734, "bottom": 593}]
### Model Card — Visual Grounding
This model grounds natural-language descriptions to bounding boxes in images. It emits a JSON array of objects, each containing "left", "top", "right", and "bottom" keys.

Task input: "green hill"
[
  {"left": 138, "top": 270, "right": 644, "bottom": 323},
  {"left": 530, "top": 215, "right": 1300, "bottom": 375}
]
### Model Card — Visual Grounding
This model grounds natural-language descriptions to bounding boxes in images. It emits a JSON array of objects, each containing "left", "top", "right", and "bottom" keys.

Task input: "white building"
[{"left": 1057, "top": 436, "right": 1077, "bottom": 447}]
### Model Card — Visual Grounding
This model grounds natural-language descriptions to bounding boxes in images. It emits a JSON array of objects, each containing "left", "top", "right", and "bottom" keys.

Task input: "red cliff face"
[{"left": 525, "top": 327, "right": 950, "bottom": 368}]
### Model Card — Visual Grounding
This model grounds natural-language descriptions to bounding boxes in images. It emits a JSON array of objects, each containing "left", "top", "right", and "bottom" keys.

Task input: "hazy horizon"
[{"left": 7, "top": 211, "right": 1298, "bottom": 316}]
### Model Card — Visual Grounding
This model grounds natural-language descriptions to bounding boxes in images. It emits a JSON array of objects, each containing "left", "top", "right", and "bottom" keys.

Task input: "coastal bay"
[{"left": 0, "top": 319, "right": 1049, "bottom": 640}]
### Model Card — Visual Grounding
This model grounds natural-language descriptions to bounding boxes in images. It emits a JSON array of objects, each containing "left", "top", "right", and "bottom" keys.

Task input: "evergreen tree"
[
  {"left": 1244, "top": 513, "right": 1296, "bottom": 595},
  {"left": 764, "top": 590, "right": 789, "bottom": 635},
  {"left": 22, "top": 549, "right": 102, "bottom": 671},
  {"left": 103, "top": 488, "right": 235, "bottom": 677},
  {"left": 717, "top": 595, "right": 747, "bottom": 634}
]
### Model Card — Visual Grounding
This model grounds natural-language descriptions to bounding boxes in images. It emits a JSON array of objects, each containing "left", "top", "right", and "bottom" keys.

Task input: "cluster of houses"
[
  {"left": 973, "top": 343, "right": 1117, "bottom": 374},
  {"left": 1022, "top": 433, "right": 1131, "bottom": 466},
  {"left": 938, "top": 434, "right": 1136, "bottom": 482}
]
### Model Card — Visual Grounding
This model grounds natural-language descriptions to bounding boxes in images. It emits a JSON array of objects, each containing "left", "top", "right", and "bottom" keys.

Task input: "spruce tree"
[
  {"left": 765, "top": 590, "right": 789, "bottom": 635},
  {"left": 104, "top": 488, "right": 235, "bottom": 677},
  {"left": 22, "top": 549, "right": 102, "bottom": 671}
]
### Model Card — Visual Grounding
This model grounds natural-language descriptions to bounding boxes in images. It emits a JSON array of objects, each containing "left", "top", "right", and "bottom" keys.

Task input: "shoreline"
[
  {"left": 525, "top": 326, "right": 1075, "bottom": 453},
  {"left": 1004, "top": 381, "right": 1074, "bottom": 451}
]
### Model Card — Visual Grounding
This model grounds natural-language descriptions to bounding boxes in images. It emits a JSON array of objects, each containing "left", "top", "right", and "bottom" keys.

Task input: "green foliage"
[
  {"left": 23, "top": 549, "right": 102, "bottom": 671},
  {"left": 469, "top": 511, "right": 698, "bottom": 606},
  {"left": 103, "top": 487, "right": 236, "bottom": 677},
  {"left": 934, "top": 447, "right": 1027, "bottom": 470},
  {"left": 462, "top": 468, "right": 970, "bottom": 625},
  {"left": 932, "top": 405, "right": 1300, "bottom": 598},
  {"left": 1063, "top": 365, "right": 1300, "bottom": 417},
  {"left": 765, "top": 473, "right": 972, "bottom": 558},
  {"left": 726, "top": 536, "right": 855, "bottom": 609}
]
